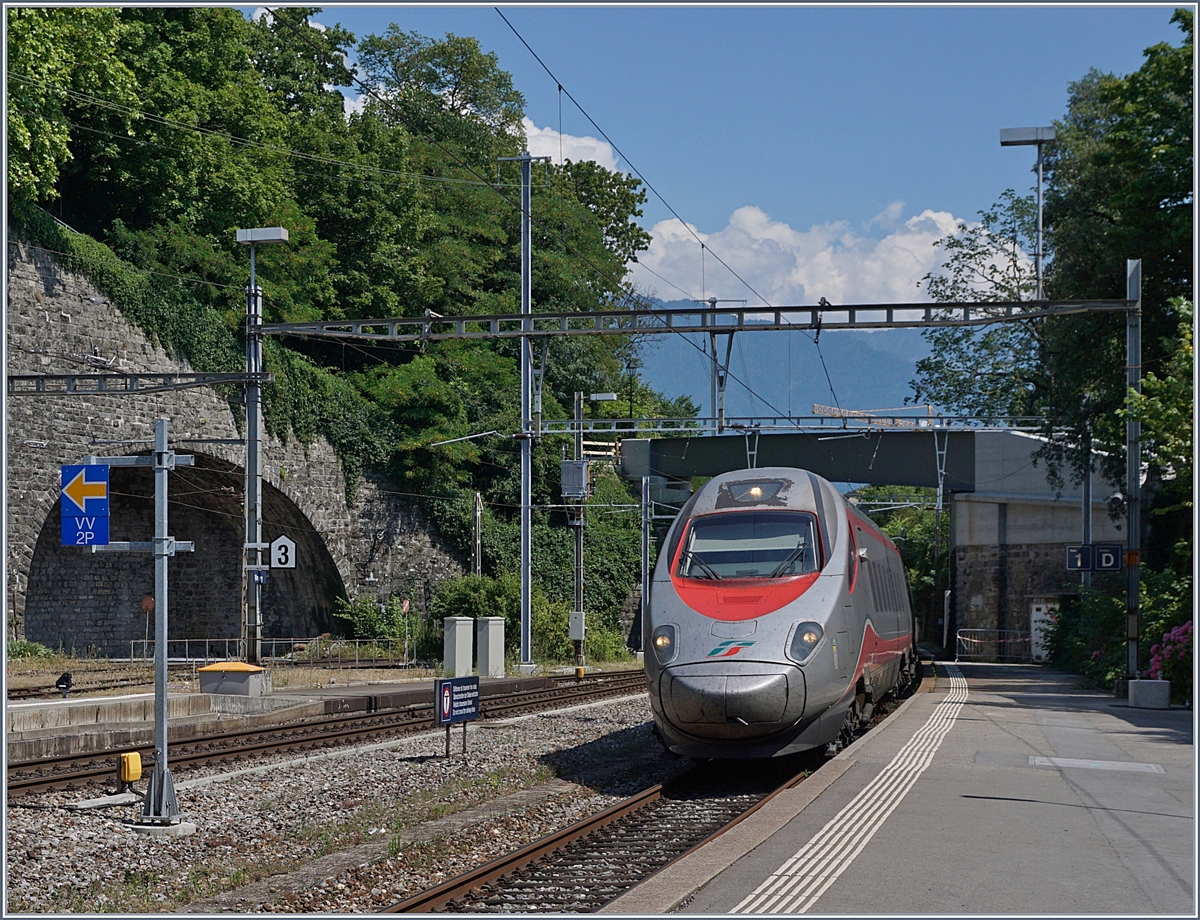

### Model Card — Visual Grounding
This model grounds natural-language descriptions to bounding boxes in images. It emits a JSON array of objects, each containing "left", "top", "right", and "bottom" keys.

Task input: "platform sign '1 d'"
[{"left": 61, "top": 465, "right": 110, "bottom": 546}]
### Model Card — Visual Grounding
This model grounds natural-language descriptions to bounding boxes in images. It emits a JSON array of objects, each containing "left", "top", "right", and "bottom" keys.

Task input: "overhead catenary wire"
[
  {"left": 261, "top": 7, "right": 796, "bottom": 420},
  {"left": 494, "top": 8, "right": 844, "bottom": 416},
  {"left": 18, "top": 10, "right": 811, "bottom": 426}
]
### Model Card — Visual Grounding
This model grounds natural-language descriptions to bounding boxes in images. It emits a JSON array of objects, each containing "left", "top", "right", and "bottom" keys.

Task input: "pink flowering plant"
[{"left": 1148, "top": 621, "right": 1192, "bottom": 705}]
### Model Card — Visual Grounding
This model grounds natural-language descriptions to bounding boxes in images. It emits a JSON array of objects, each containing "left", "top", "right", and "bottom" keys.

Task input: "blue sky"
[
  {"left": 253, "top": 3, "right": 1180, "bottom": 412},
  {"left": 256, "top": 3, "right": 1183, "bottom": 413}
]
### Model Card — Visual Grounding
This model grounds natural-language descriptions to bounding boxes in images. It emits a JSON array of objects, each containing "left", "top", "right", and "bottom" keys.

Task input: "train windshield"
[{"left": 676, "top": 511, "right": 821, "bottom": 580}]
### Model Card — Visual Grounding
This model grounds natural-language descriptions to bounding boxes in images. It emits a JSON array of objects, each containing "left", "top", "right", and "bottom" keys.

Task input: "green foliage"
[
  {"left": 6, "top": 7, "right": 138, "bottom": 208},
  {"left": 913, "top": 190, "right": 1045, "bottom": 420},
  {"left": 849, "top": 488, "right": 948, "bottom": 643},
  {"left": 9, "top": 9, "right": 687, "bottom": 661},
  {"left": 7, "top": 639, "right": 55, "bottom": 659},
  {"left": 429, "top": 572, "right": 579, "bottom": 662},
  {"left": 1122, "top": 299, "right": 1193, "bottom": 571},
  {"left": 333, "top": 594, "right": 413, "bottom": 641},
  {"left": 1044, "top": 587, "right": 1128, "bottom": 690},
  {"left": 1038, "top": 10, "right": 1193, "bottom": 490},
  {"left": 429, "top": 573, "right": 523, "bottom": 657},
  {"left": 1047, "top": 567, "right": 1193, "bottom": 696},
  {"left": 915, "top": 11, "right": 1192, "bottom": 502},
  {"left": 584, "top": 625, "right": 636, "bottom": 664}
]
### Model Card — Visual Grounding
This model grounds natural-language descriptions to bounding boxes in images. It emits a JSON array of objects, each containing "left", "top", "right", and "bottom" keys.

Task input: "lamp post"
[
  {"left": 235, "top": 226, "right": 288, "bottom": 664},
  {"left": 1000, "top": 126, "right": 1056, "bottom": 300}
]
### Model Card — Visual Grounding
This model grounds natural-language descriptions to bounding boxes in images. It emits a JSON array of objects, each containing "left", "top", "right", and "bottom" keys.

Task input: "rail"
[{"left": 954, "top": 629, "right": 1034, "bottom": 663}]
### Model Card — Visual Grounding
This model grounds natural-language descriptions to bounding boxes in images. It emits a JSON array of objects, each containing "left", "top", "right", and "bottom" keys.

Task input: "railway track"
[
  {"left": 382, "top": 757, "right": 820, "bottom": 913},
  {"left": 381, "top": 667, "right": 926, "bottom": 913},
  {"left": 7, "top": 670, "right": 646, "bottom": 798},
  {"left": 6, "top": 664, "right": 193, "bottom": 701}
]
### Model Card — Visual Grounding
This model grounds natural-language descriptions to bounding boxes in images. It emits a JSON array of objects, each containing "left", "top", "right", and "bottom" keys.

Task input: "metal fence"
[
  {"left": 259, "top": 637, "right": 415, "bottom": 668},
  {"left": 955, "top": 629, "right": 1034, "bottom": 663},
  {"left": 129, "top": 637, "right": 244, "bottom": 665},
  {"left": 128, "top": 637, "right": 416, "bottom": 668}
]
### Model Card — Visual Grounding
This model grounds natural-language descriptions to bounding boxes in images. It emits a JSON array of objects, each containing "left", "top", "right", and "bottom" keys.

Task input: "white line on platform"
[
  {"left": 732, "top": 664, "right": 969, "bottom": 915},
  {"left": 1030, "top": 756, "right": 1165, "bottom": 773}
]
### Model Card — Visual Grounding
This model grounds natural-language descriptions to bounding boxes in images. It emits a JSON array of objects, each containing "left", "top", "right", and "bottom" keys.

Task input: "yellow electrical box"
[{"left": 119, "top": 751, "right": 142, "bottom": 783}]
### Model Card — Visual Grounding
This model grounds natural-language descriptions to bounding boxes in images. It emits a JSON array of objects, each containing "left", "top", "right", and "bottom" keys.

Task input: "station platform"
[
  {"left": 605, "top": 662, "right": 1194, "bottom": 916},
  {"left": 6, "top": 674, "right": 558, "bottom": 761}
]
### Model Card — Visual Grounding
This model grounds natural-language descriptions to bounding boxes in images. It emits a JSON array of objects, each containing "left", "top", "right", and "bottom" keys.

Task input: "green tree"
[
  {"left": 1037, "top": 9, "right": 1193, "bottom": 489},
  {"left": 911, "top": 190, "right": 1044, "bottom": 420},
  {"left": 914, "top": 10, "right": 1191, "bottom": 498},
  {"left": 6, "top": 7, "right": 138, "bottom": 209},
  {"left": 1122, "top": 299, "right": 1193, "bottom": 572},
  {"left": 8, "top": 9, "right": 691, "bottom": 662}
]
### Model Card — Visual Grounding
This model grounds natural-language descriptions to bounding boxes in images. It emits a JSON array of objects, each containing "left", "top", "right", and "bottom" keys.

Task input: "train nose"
[{"left": 659, "top": 661, "right": 806, "bottom": 741}]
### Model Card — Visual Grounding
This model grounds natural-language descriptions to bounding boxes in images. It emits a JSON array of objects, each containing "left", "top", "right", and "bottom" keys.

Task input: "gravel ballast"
[{"left": 6, "top": 694, "right": 680, "bottom": 913}]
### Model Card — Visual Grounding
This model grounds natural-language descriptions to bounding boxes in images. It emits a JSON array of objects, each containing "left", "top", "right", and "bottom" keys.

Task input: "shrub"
[
  {"left": 333, "top": 594, "right": 420, "bottom": 649},
  {"left": 1045, "top": 587, "right": 1127, "bottom": 690},
  {"left": 7, "top": 639, "right": 56, "bottom": 659},
  {"left": 584, "top": 624, "right": 635, "bottom": 664},
  {"left": 1148, "top": 621, "right": 1192, "bottom": 704}
]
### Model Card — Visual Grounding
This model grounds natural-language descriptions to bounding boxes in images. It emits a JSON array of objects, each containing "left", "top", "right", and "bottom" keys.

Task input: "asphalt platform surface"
[{"left": 603, "top": 662, "right": 1194, "bottom": 916}]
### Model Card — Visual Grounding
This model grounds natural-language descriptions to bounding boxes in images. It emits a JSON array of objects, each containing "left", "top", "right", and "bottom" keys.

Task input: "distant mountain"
[{"left": 635, "top": 300, "right": 933, "bottom": 419}]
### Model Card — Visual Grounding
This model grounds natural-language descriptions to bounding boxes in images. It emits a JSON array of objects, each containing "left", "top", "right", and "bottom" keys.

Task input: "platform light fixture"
[
  {"left": 236, "top": 226, "right": 289, "bottom": 665},
  {"left": 1000, "top": 127, "right": 1056, "bottom": 300}
]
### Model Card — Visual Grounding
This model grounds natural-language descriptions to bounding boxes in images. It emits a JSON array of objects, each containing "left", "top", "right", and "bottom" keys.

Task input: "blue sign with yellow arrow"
[{"left": 61, "top": 465, "right": 109, "bottom": 545}]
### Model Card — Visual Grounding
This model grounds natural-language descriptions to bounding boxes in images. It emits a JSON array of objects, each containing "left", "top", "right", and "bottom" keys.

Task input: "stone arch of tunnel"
[{"left": 23, "top": 451, "right": 345, "bottom": 657}]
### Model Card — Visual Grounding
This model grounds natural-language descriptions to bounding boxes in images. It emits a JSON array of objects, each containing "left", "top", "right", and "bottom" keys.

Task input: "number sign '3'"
[{"left": 270, "top": 534, "right": 297, "bottom": 569}]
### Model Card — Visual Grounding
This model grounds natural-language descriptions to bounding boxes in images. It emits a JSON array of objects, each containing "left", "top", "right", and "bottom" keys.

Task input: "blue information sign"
[
  {"left": 61, "top": 465, "right": 110, "bottom": 546},
  {"left": 435, "top": 676, "right": 480, "bottom": 725},
  {"left": 61, "top": 465, "right": 110, "bottom": 516},
  {"left": 62, "top": 515, "right": 110, "bottom": 547},
  {"left": 1066, "top": 543, "right": 1124, "bottom": 572},
  {"left": 1093, "top": 544, "right": 1124, "bottom": 572},
  {"left": 1065, "top": 544, "right": 1092, "bottom": 571}
]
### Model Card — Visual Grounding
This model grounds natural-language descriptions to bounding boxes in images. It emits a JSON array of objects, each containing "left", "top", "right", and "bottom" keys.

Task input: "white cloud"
[
  {"left": 340, "top": 91, "right": 367, "bottom": 120},
  {"left": 522, "top": 118, "right": 617, "bottom": 170},
  {"left": 628, "top": 205, "right": 965, "bottom": 307}
]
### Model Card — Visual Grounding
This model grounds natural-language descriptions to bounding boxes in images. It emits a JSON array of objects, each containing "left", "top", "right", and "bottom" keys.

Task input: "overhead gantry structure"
[{"left": 257, "top": 267, "right": 1144, "bottom": 678}]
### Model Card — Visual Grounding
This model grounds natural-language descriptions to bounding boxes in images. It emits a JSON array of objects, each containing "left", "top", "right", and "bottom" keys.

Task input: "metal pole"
[
  {"left": 473, "top": 492, "right": 483, "bottom": 577},
  {"left": 143, "top": 418, "right": 180, "bottom": 823},
  {"left": 1125, "top": 260, "right": 1142, "bottom": 679},
  {"left": 574, "top": 393, "right": 585, "bottom": 614},
  {"left": 708, "top": 330, "right": 718, "bottom": 435},
  {"left": 519, "top": 151, "right": 533, "bottom": 668},
  {"left": 1035, "top": 142, "right": 1045, "bottom": 300},
  {"left": 573, "top": 392, "right": 585, "bottom": 671},
  {"left": 1082, "top": 421, "right": 1092, "bottom": 589},
  {"left": 245, "top": 246, "right": 263, "bottom": 665}
]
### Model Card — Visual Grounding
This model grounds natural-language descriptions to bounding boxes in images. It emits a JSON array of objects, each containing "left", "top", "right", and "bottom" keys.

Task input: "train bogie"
[{"left": 645, "top": 467, "right": 916, "bottom": 759}]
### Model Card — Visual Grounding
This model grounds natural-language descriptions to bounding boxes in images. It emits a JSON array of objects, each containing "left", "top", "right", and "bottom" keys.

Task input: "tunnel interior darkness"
[{"left": 24, "top": 452, "right": 345, "bottom": 657}]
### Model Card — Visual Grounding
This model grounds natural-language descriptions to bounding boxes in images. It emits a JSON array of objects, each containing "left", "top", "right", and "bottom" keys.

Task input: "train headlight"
[
  {"left": 789, "top": 621, "right": 824, "bottom": 664},
  {"left": 651, "top": 625, "right": 677, "bottom": 665}
]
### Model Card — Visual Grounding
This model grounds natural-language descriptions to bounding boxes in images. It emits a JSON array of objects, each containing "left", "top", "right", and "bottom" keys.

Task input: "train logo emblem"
[
  {"left": 441, "top": 685, "right": 453, "bottom": 720},
  {"left": 707, "top": 640, "right": 756, "bottom": 658}
]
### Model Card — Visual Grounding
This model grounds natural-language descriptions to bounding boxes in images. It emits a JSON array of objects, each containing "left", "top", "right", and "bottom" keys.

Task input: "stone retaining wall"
[{"left": 6, "top": 238, "right": 464, "bottom": 654}]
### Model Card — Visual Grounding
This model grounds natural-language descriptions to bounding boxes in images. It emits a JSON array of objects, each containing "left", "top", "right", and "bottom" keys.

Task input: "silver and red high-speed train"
[{"left": 645, "top": 467, "right": 918, "bottom": 759}]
